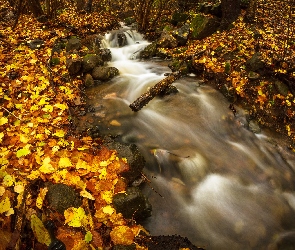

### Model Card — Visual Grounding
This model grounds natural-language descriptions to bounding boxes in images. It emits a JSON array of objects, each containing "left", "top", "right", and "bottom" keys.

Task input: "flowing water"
[{"left": 86, "top": 27, "right": 295, "bottom": 249}]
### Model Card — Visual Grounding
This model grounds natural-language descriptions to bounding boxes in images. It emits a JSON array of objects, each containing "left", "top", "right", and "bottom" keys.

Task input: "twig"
[{"left": 1, "top": 106, "right": 22, "bottom": 121}]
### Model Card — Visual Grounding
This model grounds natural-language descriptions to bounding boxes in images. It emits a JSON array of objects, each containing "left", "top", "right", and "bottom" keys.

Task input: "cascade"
[{"left": 86, "top": 27, "right": 295, "bottom": 249}]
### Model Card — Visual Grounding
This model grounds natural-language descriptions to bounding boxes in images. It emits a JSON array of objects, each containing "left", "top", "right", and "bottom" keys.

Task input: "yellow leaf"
[
  {"left": 42, "top": 105, "right": 53, "bottom": 112},
  {"left": 64, "top": 207, "right": 86, "bottom": 227},
  {"left": 3, "top": 175, "right": 15, "bottom": 187},
  {"left": 36, "top": 187, "right": 48, "bottom": 209},
  {"left": 0, "top": 117, "right": 8, "bottom": 126},
  {"left": 38, "top": 97, "right": 49, "bottom": 106},
  {"left": 101, "top": 191, "right": 113, "bottom": 204},
  {"left": 110, "top": 226, "right": 135, "bottom": 245},
  {"left": 0, "top": 132, "right": 4, "bottom": 143},
  {"left": 39, "top": 157, "right": 55, "bottom": 174},
  {"left": 54, "top": 103, "right": 67, "bottom": 111},
  {"left": 20, "top": 134, "right": 29, "bottom": 143},
  {"left": 0, "top": 197, "right": 11, "bottom": 214},
  {"left": 30, "top": 214, "right": 51, "bottom": 246},
  {"left": 0, "top": 186, "right": 5, "bottom": 196},
  {"left": 53, "top": 129, "right": 65, "bottom": 138},
  {"left": 27, "top": 170, "right": 41, "bottom": 180},
  {"left": 80, "top": 190, "right": 95, "bottom": 200},
  {"left": 58, "top": 157, "right": 72, "bottom": 168},
  {"left": 102, "top": 205, "right": 114, "bottom": 215}
]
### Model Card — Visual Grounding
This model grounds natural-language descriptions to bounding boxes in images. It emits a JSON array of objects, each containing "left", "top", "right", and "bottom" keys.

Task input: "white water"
[{"left": 87, "top": 28, "right": 295, "bottom": 249}]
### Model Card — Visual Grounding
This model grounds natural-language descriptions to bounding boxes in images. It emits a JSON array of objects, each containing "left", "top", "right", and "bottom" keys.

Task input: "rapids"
[{"left": 86, "top": 27, "right": 295, "bottom": 249}]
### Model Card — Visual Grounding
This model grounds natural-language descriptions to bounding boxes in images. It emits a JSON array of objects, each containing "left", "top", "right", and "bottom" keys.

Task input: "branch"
[{"left": 129, "top": 72, "right": 181, "bottom": 112}]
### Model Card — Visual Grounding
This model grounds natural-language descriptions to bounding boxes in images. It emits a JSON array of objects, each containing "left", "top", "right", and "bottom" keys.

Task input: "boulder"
[
  {"left": 171, "top": 12, "right": 189, "bottom": 26},
  {"left": 139, "top": 42, "right": 158, "bottom": 59},
  {"left": 190, "top": 14, "right": 220, "bottom": 40},
  {"left": 66, "top": 58, "right": 82, "bottom": 75},
  {"left": 66, "top": 37, "right": 82, "bottom": 52},
  {"left": 99, "top": 48, "right": 112, "bottom": 62},
  {"left": 92, "top": 66, "right": 119, "bottom": 81},
  {"left": 84, "top": 73, "right": 95, "bottom": 88},
  {"left": 245, "top": 52, "right": 265, "bottom": 72},
  {"left": 112, "top": 187, "right": 152, "bottom": 221},
  {"left": 172, "top": 23, "right": 190, "bottom": 46},
  {"left": 199, "top": 2, "right": 222, "bottom": 18},
  {"left": 106, "top": 141, "right": 145, "bottom": 183},
  {"left": 46, "top": 183, "right": 82, "bottom": 214},
  {"left": 81, "top": 34, "right": 102, "bottom": 53},
  {"left": 109, "top": 30, "right": 128, "bottom": 47},
  {"left": 274, "top": 80, "right": 289, "bottom": 96},
  {"left": 158, "top": 31, "right": 178, "bottom": 48},
  {"left": 82, "top": 54, "right": 103, "bottom": 72}
]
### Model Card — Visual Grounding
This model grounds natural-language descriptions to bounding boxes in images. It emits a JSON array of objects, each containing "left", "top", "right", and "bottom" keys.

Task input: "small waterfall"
[{"left": 87, "top": 27, "right": 295, "bottom": 249}]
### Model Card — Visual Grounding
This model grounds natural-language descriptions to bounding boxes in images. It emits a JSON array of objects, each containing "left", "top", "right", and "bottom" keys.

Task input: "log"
[{"left": 129, "top": 72, "right": 181, "bottom": 112}]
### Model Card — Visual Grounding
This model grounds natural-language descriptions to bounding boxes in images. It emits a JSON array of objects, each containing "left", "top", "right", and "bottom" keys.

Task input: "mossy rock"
[{"left": 190, "top": 13, "right": 220, "bottom": 40}]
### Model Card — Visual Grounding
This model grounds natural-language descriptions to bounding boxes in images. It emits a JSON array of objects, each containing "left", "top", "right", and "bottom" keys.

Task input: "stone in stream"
[
  {"left": 92, "top": 66, "right": 119, "bottom": 81},
  {"left": 112, "top": 187, "right": 152, "bottom": 221}
]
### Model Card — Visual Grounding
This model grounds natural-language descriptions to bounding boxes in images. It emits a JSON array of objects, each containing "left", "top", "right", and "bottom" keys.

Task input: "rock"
[
  {"left": 81, "top": 34, "right": 102, "bottom": 53},
  {"left": 109, "top": 30, "right": 128, "bottom": 47},
  {"left": 172, "top": 23, "right": 190, "bottom": 46},
  {"left": 46, "top": 183, "right": 82, "bottom": 214},
  {"left": 245, "top": 52, "right": 265, "bottom": 72},
  {"left": 274, "top": 80, "right": 289, "bottom": 96},
  {"left": 106, "top": 141, "right": 145, "bottom": 183},
  {"left": 99, "top": 48, "right": 112, "bottom": 62},
  {"left": 171, "top": 12, "right": 189, "bottom": 26},
  {"left": 168, "top": 59, "right": 192, "bottom": 75},
  {"left": 36, "top": 15, "right": 48, "bottom": 23},
  {"left": 66, "top": 58, "right": 82, "bottom": 75},
  {"left": 158, "top": 31, "right": 178, "bottom": 48},
  {"left": 139, "top": 42, "right": 158, "bottom": 59},
  {"left": 112, "top": 187, "right": 152, "bottom": 221},
  {"left": 92, "top": 66, "right": 119, "bottom": 81},
  {"left": 199, "top": 2, "right": 222, "bottom": 18},
  {"left": 27, "top": 39, "right": 44, "bottom": 50},
  {"left": 84, "top": 73, "right": 94, "bottom": 88},
  {"left": 190, "top": 14, "right": 220, "bottom": 40},
  {"left": 66, "top": 37, "right": 82, "bottom": 52},
  {"left": 113, "top": 244, "right": 136, "bottom": 250},
  {"left": 82, "top": 54, "right": 103, "bottom": 72},
  {"left": 248, "top": 120, "right": 261, "bottom": 133}
]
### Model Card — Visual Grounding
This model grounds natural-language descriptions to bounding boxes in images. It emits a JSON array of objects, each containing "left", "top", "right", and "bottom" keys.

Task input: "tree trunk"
[
  {"left": 220, "top": 0, "right": 241, "bottom": 30},
  {"left": 27, "top": 0, "right": 44, "bottom": 17}
]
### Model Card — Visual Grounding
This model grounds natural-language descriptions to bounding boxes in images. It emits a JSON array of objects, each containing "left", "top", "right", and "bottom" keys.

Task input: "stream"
[{"left": 86, "top": 27, "right": 295, "bottom": 249}]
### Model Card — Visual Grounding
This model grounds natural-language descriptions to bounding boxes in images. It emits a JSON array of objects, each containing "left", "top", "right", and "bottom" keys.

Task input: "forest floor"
[{"left": 0, "top": 2, "right": 295, "bottom": 250}]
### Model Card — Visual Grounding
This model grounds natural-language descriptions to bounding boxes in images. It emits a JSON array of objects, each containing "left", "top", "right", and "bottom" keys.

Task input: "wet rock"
[
  {"left": 109, "top": 31, "right": 128, "bottom": 47},
  {"left": 245, "top": 52, "right": 265, "bottom": 72},
  {"left": 158, "top": 31, "right": 178, "bottom": 48},
  {"left": 92, "top": 66, "right": 119, "bottom": 81},
  {"left": 190, "top": 14, "right": 220, "bottom": 40},
  {"left": 106, "top": 141, "right": 145, "bottom": 183},
  {"left": 139, "top": 42, "right": 158, "bottom": 59},
  {"left": 172, "top": 23, "right": 190, "bottom": 46},
  {"left": 112, "top": 187, "right": 152, "bottom": 221},
  {"left": 99, "top": 48, "right": 112, "bottom": 62},
  {"left": 269, "top": 231, "right": 295, "bottom": 250},
  {"left": 66, "top": 58, "right": 82, "bottom": 75},
  {"left": 84, "top": 73, "right": 95, "bottom": 88},
  {"left": 36, "top": 15, "right": 48, "bottom": 23},
  {"left": 46, "top": 183, "right": 82, "bottom": 214},
  {"left": 248, "top": 120, "right": 261, "bottom": 134},
  {"left": 136, "top": 235, "right": 203, "bottom": 250},
  {"left": 82, "top": 54, "right": 103, "bottom": 72},
  {"left": 274, "top": 80, "right": 289, "bottom": 96},
  {"left": 66, "top": 37, "right": 82, "bottom": 52},
  {"left": 27, "top": 39, "right": 44, "bottom": 50}
]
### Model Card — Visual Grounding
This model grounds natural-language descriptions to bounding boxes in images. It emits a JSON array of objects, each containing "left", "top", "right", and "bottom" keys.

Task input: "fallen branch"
[{"left": 129, "top": 72, "right": 181, "bottom": 112}]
